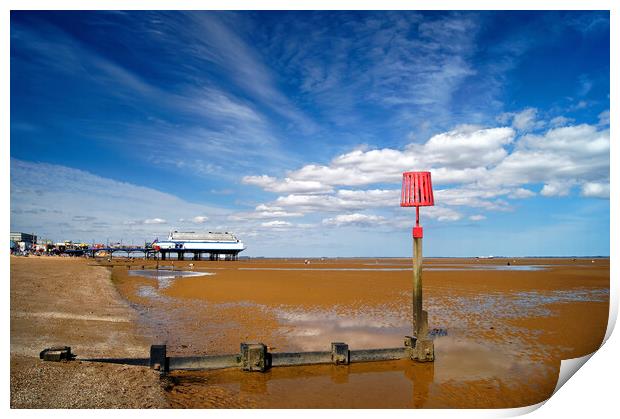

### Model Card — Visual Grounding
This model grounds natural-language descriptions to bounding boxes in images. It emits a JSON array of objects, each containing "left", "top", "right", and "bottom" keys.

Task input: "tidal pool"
[
  {"left": 128, "top": 269, "right": 214, "bottom": 289},
  {"left": 128, "top": 269, "right": 213, "bottom": 279}
]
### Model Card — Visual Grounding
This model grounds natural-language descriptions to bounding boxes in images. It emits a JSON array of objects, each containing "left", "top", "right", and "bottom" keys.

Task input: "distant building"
[{"left": 10, "top": 232, "right": 37, "bottom": 249}]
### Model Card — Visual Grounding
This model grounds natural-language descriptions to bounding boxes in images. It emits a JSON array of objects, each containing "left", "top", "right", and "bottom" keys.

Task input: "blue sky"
[{"left": 10, "top": 10, "right": 610, "bottom": 256}]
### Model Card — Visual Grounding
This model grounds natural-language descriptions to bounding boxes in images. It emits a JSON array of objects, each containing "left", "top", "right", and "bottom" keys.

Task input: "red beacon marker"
[
  {"left": 401, "top": 171, "right": 434, "bottom": 238},
  {"left": 400, "top": 171, "right": 435, "bottom": 362}
]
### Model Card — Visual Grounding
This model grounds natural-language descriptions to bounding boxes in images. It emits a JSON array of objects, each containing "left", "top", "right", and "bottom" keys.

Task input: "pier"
[{"left": 74, "top": 246, "right": 242, "bottom": 261}]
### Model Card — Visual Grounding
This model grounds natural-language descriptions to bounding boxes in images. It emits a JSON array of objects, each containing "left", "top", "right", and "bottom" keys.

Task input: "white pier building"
[{"left": 154, "top": 231, "right": 245, "bottom": 260}]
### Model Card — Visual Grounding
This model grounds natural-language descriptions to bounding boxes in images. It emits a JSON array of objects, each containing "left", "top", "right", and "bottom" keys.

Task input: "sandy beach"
[
  {"left": 10, "top": 256, "right": 170, "bottom": 408},
  {"left": 10, "top": 256, "right": 609, "bottom": 408}
]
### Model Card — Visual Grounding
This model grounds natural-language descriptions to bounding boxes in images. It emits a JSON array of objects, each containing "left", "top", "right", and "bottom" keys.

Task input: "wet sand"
[{"left": 110, "top": 257, "right": 609, "bottom": 408}]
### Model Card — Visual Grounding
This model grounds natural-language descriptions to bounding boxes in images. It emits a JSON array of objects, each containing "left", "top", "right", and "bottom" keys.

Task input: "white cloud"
[
  {"left": 274, "top": 126, "right": 516, "bottom": 190},
  {"left": 581, "top": 182, "right": 610, "bottom": 199},
  {"left": 509, "top": 188, "right": 536, "bottom": 199},
  {"left": 549, "top": 116, "right": 573, "bottom": 127},
  {"left": 336, "top": 189, "right": 400, "bottom": 205},
  {"left": 191, "top": 216, "right": 209, "bottom": 224},
  {"left": 242, "top": 122, "right": 609, "bottom": 229},
  {"left": 228, "top": 204, "right": 304, "bottom": 221},
  {"left": 511, "top": 108, "right": 539, "bottom": 131},
  {"left": 488, "top": 124, "right": 609, "bottom": 187},
  {"left": 125, "top": 217, "right": 169, "bottom": 225},
  {"left": 422, "top": 206, "right": 463, "bottom": 222},
  {"left": 499, "top": 108, "right": 546, "bottom": 132},
  {"left": 540, "top": 183, "right": 570, "bottom": 197},
  {"left": 434, "top": 187, "right": 511, "bottom": 211},
  {"left": 272, "top": 189, "right": 401, "bottom": 214},
  {"left": 261, "top": 220, "right": 292, "bottom": 228},
  {"left": 242, "top": 175, "right": 333, "bottom": 194},
  {"left": 188, "top": 87, "right": 263, "bottom": 123},
  {"left": 519, "top": 124, "right": 609, "bottom": 155},
  {"left": 469, "top": 214, "right": 486, "bottom": 221},
  {"left": 322, "top": 213, "right": 386, "bottom": 227},
  {"left": 395, "top": 206, "right": 463, "bottom": 223},
  {"left": 421, "top": 126, "right": 514, "bottom": 169},
  {"left": 274, "top": 194, "right": 348, "bottom": 212},
  {"left": 143, "top": 218, "right": 167, "bottom": 224}
]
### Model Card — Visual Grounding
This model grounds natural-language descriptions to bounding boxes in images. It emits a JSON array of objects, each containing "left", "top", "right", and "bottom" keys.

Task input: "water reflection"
[
  {"left": 170, "top": 359, "right": 430, "bottom": 408},
  {"left": 128, "top": 269, "right": 214, "bottom": 289},
  {"left": 167, "top": 336, "right": 537, "bottom": 408},
  {"left": 128, "top": 269, "right": 214, "bottom": 279},
  {"left": 432, "top": 336, "right": 529, "bottom": 382},
  {"left": 270, "top": 287, "right": 608, "bottom": 351},
  {"left": 274, "top": 307, "right": 410, "bottom": 350},
  {"left": 170, "top": 337, "right": 542, "bottom": 408}
]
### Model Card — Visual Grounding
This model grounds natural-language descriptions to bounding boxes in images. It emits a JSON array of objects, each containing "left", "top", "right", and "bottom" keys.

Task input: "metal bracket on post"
[
  {"left": 412, "top": 226, "right": 423, "bottom": 238},
  {"left": 404, "top": 336, "right": 416, "bottom": 359},
  {"left": 405, "top": 334, "right": 434, "bottom": 362},
  {"left": 150, "top": 344, "right": 169, "bottom": 373},
  {"left": 416, "top": 310, "right": 434, "bottom": 362},
  {"left": 331, "top": 342, "right": 349, "bottom": 365},
  {"left": 240, "top": 343, "right": 271, "bottom": 372},
  {"left": 414, "top": 339, "right": 435, "bottom": 362}
]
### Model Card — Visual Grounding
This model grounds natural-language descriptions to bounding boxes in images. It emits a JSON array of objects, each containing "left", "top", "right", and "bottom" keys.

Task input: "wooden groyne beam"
[
  {"left": 156, "top": 342, "right": 409, "bottom": 373},
  {"left": 44, "top": 337, "right": 438, "bottom": 374}
]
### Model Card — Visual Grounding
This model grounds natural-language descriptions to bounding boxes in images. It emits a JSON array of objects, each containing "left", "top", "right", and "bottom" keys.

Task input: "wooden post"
[{"left": 413, "top": 236, "right": 423, "bottom": 337}]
